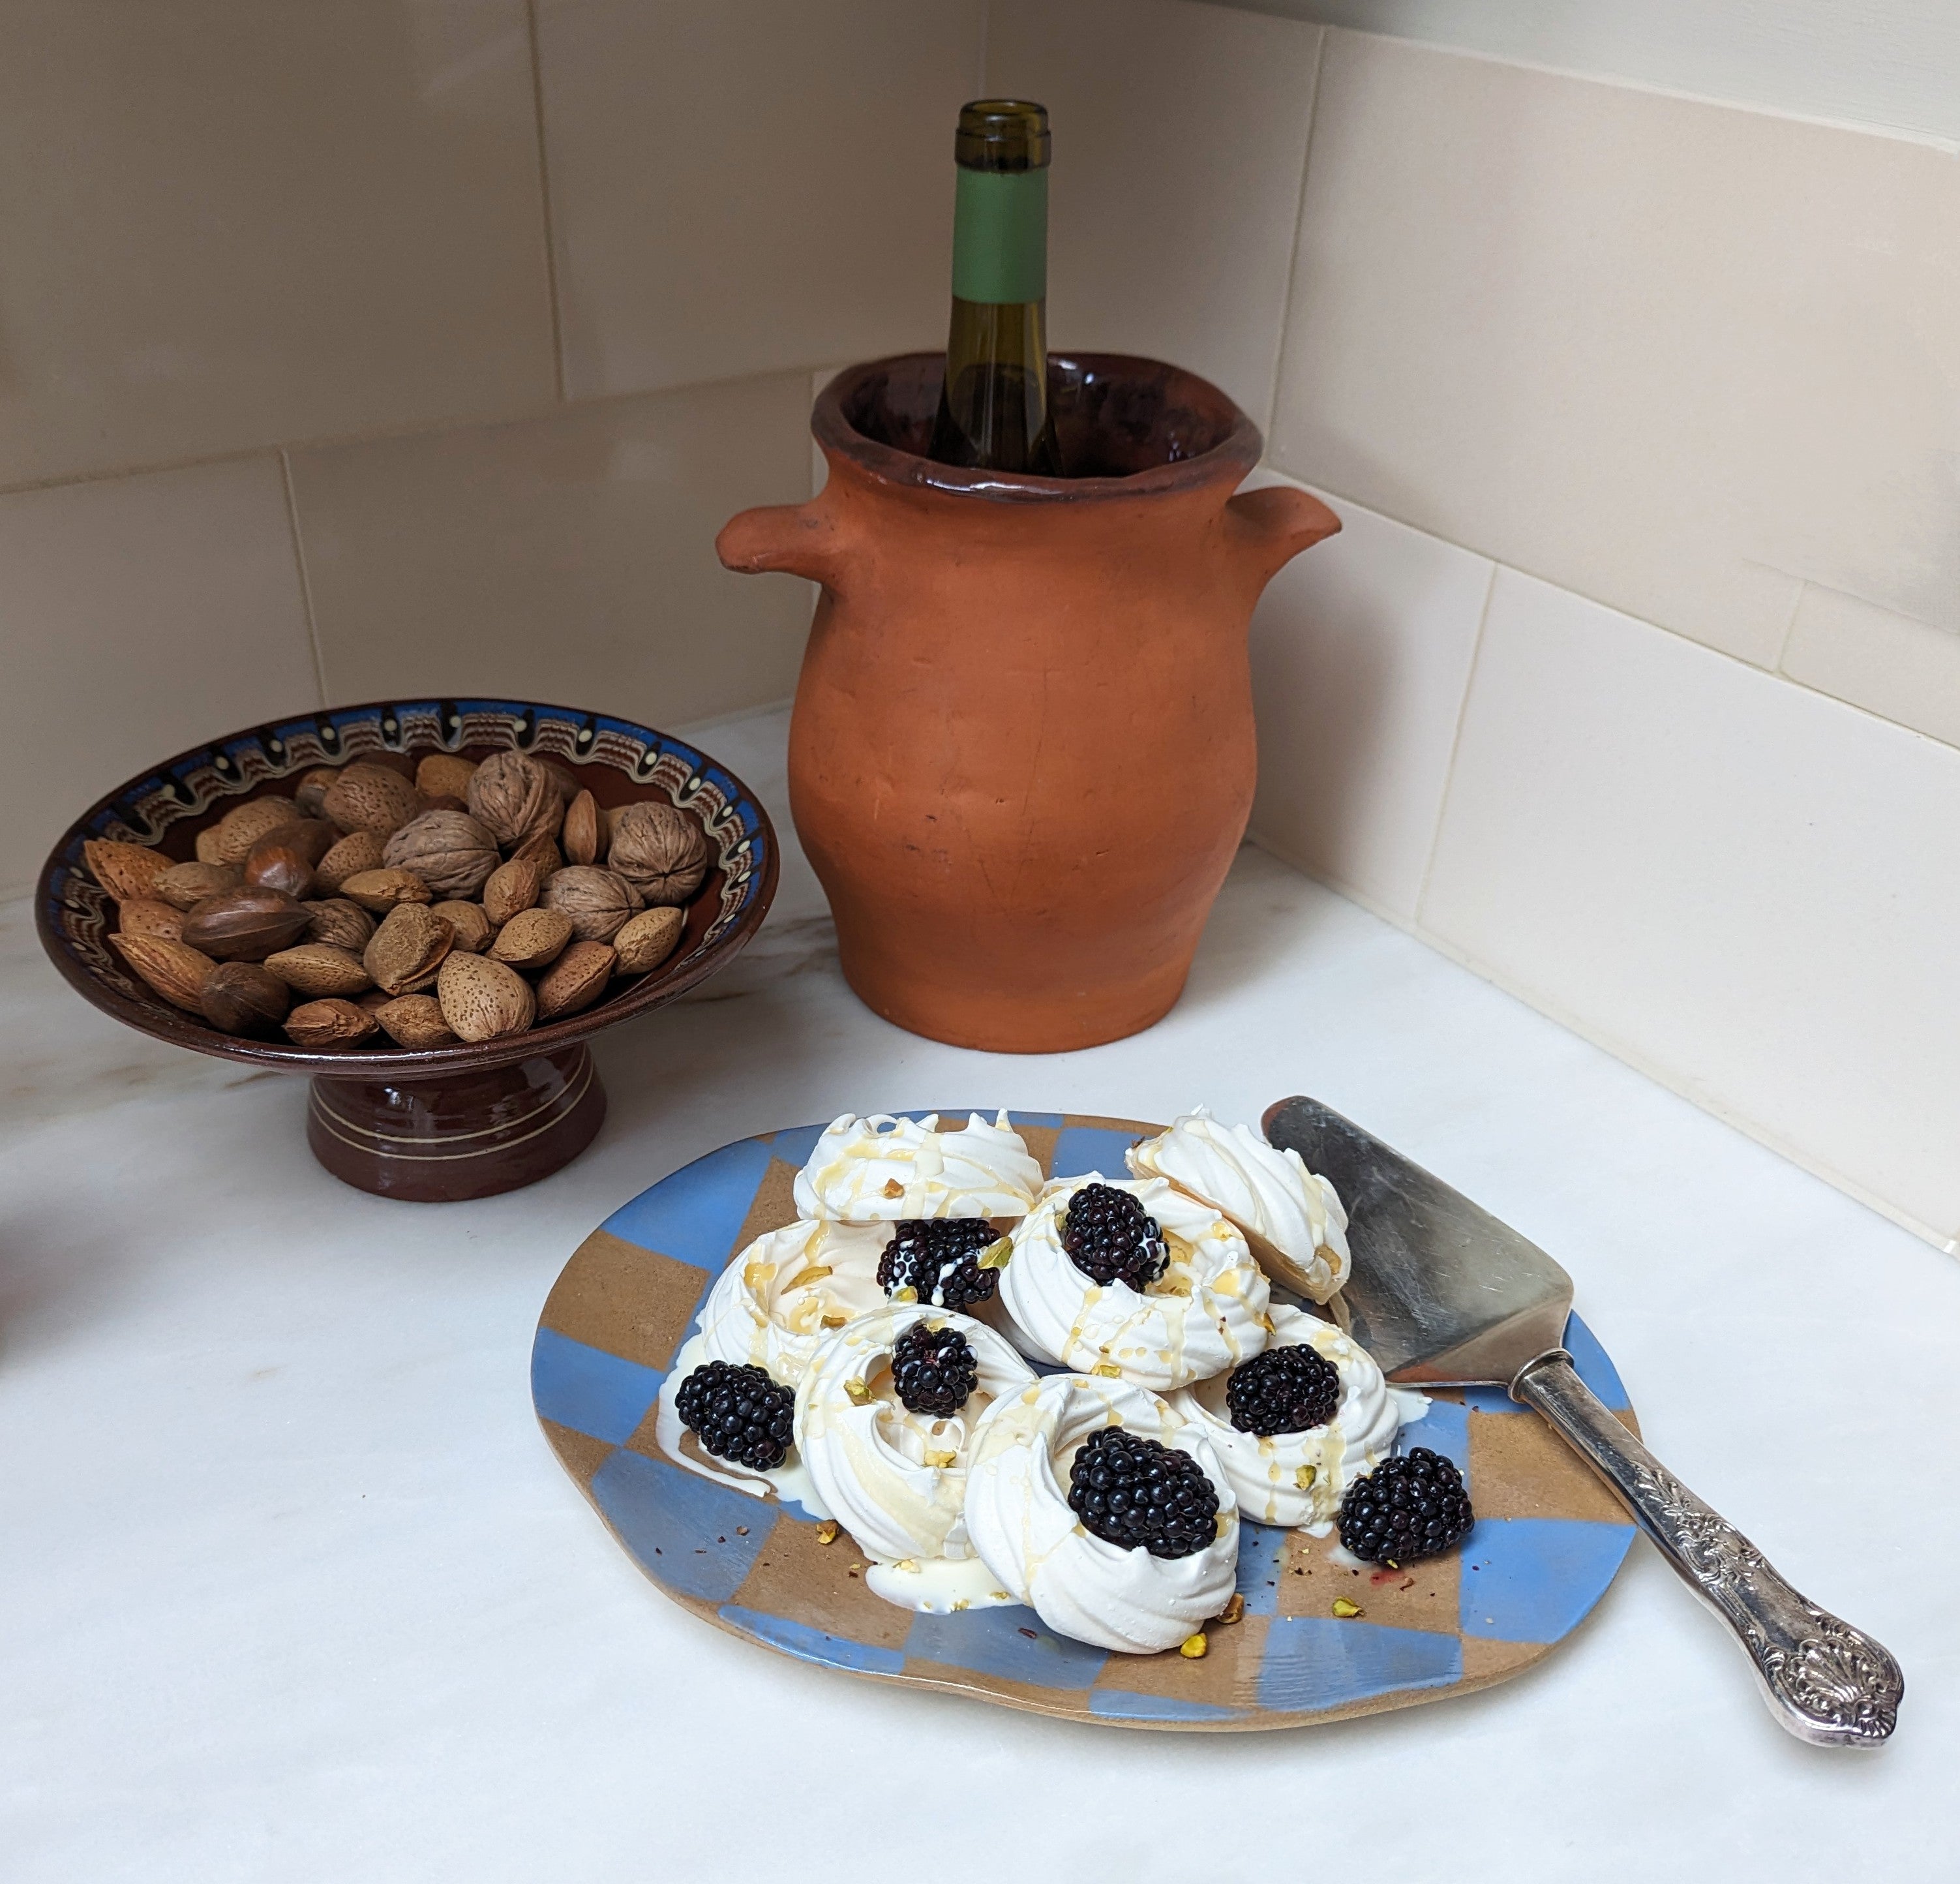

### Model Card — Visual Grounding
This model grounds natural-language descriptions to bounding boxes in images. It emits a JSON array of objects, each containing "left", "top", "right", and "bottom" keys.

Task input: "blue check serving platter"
[{"left": 534, "top": 1113, "right": 1640, "bottom": 1730}]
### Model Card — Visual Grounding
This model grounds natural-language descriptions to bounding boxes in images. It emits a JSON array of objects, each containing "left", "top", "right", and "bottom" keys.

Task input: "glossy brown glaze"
[
  {"left": 37, "top": 700, "right": 777, "bottom": 1200},
  {"left": 718, "top": 352, "right": 1338, "bottom": 1052},
  {"left": 308, "top": 1044, "right": 605, "bottom": 1201}
]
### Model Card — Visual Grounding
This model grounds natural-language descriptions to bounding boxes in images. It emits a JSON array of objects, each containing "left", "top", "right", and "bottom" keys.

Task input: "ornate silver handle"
[{"left": 1512, "top": 1351, "right": 1902, "bottom": 1747}]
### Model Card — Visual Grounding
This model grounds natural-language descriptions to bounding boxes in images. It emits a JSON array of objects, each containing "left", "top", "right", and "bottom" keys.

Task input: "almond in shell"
[
  {"left": 415, "top": 754, "right": 479, "bottom": 801},
  {"left": 374, "top": 994, "right": 457, "bottom": 1050},
  {"left": 614, "top": 904, "right": 684, "bottom": 975},
  {"left": 284, "top": 998, "right": 380, "bottom": 1048},
  {"left": 481, "top": 857, "right": 542, "bottom": 926},
  {"left": 562, "top": 790, "right": 609, "bottom": 866},
  {"left": 108, "top": 932, "right": 216, "bottom": 1011},
  {"left": 535, "top": 939, "right": 615, "bottom": 1020},
  {"left": 264, "top": 943, "right": 373, "bottom": 999},
  {"left": 154, "top": 859, "right": 243, "bottom": 911},
  {"left": 436, "top": 952, "right": 535, "bottom": 1043},
  {"left": 314, "top": 828, "right": 387, "bottom": 893},
  {"left": 431, "top": 901, "right": 493, "bottom": 952},
  {"left": 301, "top": 897, "right": 375, "bottom": 950},
  {"left": 117, "top": 898, "right": 186, "bottom": 943},
  {"left": 487, "top": 906, "right": 573, "bottom": 973},
  {"left": 322, "top": 763, "right": 419, "bottom": 836},
  {"left": 293, "top": 766, "right": 343, "bottom": 819},
  {"left": 338, "top": 868, "right": 432, "bottom": 913},
  {"left": 83, "top": 839, "right": 172, "bottom": 903},
  {"left": 194, "top": 827, "right": 227, "bottom": 865},
  {"left": 209, "top": 797, "right": 299, "bottom": 864},
  {"left": 364, "top": 902, "right": 454, "bottom": 995}
]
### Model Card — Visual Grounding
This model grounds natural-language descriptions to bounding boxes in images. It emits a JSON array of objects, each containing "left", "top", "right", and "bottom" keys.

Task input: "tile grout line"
[
  {"left": 279, "top": 450, "right": 331, "bottom": 710},
  {"left": 1412, "top": 556, "right": 1498, "bottom": 929},
  {"left": 1772, "top": 577, "right": 1809, "bottom": 673},
  {"left": 524, "top": 0, "right": 568, "bottom": 404},
  {"left": 1261, "top": 24, "right": 1327, "bottom": 448}
]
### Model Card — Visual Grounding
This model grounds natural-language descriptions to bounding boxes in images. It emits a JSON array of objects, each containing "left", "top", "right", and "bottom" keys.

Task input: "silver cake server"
[{"left": 1263, "top": 1095, "right": 1903, "bottom": 1748}]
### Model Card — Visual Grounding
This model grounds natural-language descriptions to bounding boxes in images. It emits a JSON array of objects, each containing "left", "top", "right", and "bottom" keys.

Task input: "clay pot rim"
[{"left": 814, "top": 351, "right": 1261, "bottom": 503}]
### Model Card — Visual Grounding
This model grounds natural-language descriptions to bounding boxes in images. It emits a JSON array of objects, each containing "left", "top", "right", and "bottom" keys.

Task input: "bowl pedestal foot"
[{"left": 305, "top": 1044, "right": 606, "bottom": 1200}]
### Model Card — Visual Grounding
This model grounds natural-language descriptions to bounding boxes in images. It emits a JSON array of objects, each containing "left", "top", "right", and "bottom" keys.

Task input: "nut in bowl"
[{"left": 38, "top": 699, "right": 778, "bottom": 1201}]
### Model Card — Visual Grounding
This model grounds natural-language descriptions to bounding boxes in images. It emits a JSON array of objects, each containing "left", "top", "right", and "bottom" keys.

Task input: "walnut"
[
  {"left": 382, "top": 810, "right": 500, "bottom": 899},
  {"left": 465, "top": 750, "right": 562, "bottom": 850},
  {"left": 541, "top": 865, "right": 642, "bottom": 942},
  {"left": 607, "top": 801, "right": 708, "bottom": 905},
  {"left": 300, "top": 898, "right": 375, "bottom": 951}
]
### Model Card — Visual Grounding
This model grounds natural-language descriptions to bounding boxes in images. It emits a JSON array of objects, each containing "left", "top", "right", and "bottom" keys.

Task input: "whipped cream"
[
  {"left": 794, "top": 1303, "right": 1036, "bottom": 1612},
  {"left": 1127, "top": 1108, "right": 1351, "bottom": 1303},
  {"left": 792, "top": 1112, "right": 1042, "bottom": 1223},
  {"left": 1168, "top": 1305, "right": 1418, "bottom": 1528},
  {"left": 963, "top": 1373, "right": 1239, "bottom": 1653},
  {"left": 691, "top": 1219, "right": 892, "bottom": 1388},
  {"left": 996, "top": 1174, "right": 1271, "bottom": 1391}
]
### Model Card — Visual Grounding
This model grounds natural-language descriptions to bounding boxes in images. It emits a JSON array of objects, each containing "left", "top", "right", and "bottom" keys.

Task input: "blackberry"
[
  {"left": 1337, "top": 1447, "right": 1474, "bottom": 1565},
  {"left": 890, "top": 1322, "right": 979, "bottom": 1418},
  {"left": 878, "top": 1218, "right": 1002, "bottom": 1310},
  {"left": 1061, "top": 1183, "right": 1168, "bottom": 1292},
  {"left": 1066, "top": 1427, "right": 1220, "bottom": 1560},
  {"left": 674, "top": 1360, "right": 795, "bottom": 1471},
  {"left": 1226, "top": 1345, "right": 1341, "bottom": 1436}
]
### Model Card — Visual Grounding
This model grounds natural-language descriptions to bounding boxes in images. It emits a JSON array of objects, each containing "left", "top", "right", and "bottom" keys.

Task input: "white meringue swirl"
[
  {"left": 963, "top": 1373, "right": 1238, "bottom": 1654},
  {"left": 691, "top": 1218, "right": 891, "bottom": 1388},
  {"left": 794, "top": 1304, "right": 1035, "bottom": 1611},
  {"left": 792, "top": 1112, "right": 1044, "bottom": 1223},
  {"left": 1126, "top": 1107, "right": 1351, "bottom": 1303},
  {"left": 996, "top": 1174, "right": 1271, "bottom": 1391},
  {"left": 1168, "top": 1305, "right": 1410, "bottom": 1529}
]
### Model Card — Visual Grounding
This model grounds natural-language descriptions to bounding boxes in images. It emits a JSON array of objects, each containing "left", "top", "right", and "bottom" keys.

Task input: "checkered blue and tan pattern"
[{"left": 533, "top": 1114, "right": 1638, "bottom": 1731}]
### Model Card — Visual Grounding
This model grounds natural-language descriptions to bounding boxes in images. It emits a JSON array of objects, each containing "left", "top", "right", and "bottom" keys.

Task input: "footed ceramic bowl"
[{"left": 37, "top": 699, "right": 777, "bottom": 1201}]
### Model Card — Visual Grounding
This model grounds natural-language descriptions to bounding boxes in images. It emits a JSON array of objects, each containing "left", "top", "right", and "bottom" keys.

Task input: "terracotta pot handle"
[
  {"left": 1224, "top": 483, "right": 1341, "bottom": 584},
  {"left": 717, "top": 497, "right": 851, "bottom": 592}
]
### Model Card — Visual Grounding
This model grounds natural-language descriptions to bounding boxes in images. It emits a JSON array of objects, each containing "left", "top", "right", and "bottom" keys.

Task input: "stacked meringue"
[{"left": 657, "top": 1107, "right": 1421, "bottom": 1653}]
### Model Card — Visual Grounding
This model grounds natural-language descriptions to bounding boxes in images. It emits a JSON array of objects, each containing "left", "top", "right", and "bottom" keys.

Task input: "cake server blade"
[{"left": 1261, "top": 1094, "right": 1903, "bottom": 1748}]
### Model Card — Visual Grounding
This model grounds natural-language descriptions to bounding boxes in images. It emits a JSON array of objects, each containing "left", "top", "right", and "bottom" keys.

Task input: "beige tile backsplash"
[
  {"left": 290, "top": 373, "right": 816, "bottom": 732},
  {"left": 1421, "top": 570, "right": 1960, "bottom": 1248},
  {"left": 3, "top": 0, "right": 1955, "bottom": 1247},
  {"left": 986, "top": 0, "right": 1323, "bottom": 427},
  {"left": 0, "top": 459, "right": 319, "bottom": 894},
  {"left": 537, "top": 0, "right": 983, "bottom": 401},
  {"left": 0, "top": 1, "right": 556, "bottom": 488},
  {"left": 1271, "top": 32, "right": 1960, "bottom": 665}
]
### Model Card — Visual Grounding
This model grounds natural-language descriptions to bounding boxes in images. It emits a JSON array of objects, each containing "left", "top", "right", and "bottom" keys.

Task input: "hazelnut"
[{"left": 200, "top": 962, "right": 292, "bottom": 1039}]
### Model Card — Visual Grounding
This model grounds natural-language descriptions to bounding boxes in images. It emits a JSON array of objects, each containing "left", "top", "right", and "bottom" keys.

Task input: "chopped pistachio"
[{"left": 815, "top": 1521, "right": 840, "bottom": 1545}]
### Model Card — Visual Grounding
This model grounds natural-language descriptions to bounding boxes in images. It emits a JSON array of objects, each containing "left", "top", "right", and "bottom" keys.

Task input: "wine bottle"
[{"left": 927, "top": 99, "right": 1061, "bottom": 476}]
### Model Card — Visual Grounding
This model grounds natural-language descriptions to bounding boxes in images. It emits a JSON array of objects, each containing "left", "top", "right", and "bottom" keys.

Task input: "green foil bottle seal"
[{"left": 949, "top": 100, "right": 1049, "bottom": 307}]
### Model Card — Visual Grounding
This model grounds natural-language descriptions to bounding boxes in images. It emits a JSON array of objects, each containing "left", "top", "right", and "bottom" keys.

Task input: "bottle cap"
[{"left": 954, "top": 99, "right": 1050, "bottom": 172}]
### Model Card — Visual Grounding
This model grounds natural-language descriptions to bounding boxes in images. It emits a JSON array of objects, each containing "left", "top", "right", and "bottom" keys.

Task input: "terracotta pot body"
[{"left": 718, "top": 354, "right": 1339, "bottom": 1052}]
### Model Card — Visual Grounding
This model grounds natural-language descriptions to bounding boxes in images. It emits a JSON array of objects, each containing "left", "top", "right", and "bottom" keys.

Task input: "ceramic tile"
[
  {"left": 289, "top": 372, "right": 816, "bottom": 730},
  {"left": 0, "top": 1, "right": 555, "bottom": 487},
  {"left": 537, "top": 0, "right": 984, "bottom": 401},
  {"left": 1244, "top": 473, "right": 1492, "bottom": 919},
  {"left": 1271, "top": 33, "right": 1960, "bottom": 666},
  {"left": 1781, "top": 585, "right": 1960, "bottom": 752},
  {"left": 986, "top": 0, "right": 1323, "bottom": 427},
  {"left": 1422, "top": 568, "right": 1960, "bottom": 1245},
  {"left": 0, "top": 459, "right": 318, "bottom": 898}
]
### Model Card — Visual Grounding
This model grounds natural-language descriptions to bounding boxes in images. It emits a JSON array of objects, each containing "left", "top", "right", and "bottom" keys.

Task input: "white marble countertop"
[{"left": 2, "top": 708, "right": 1950, "bottom": 1881}]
